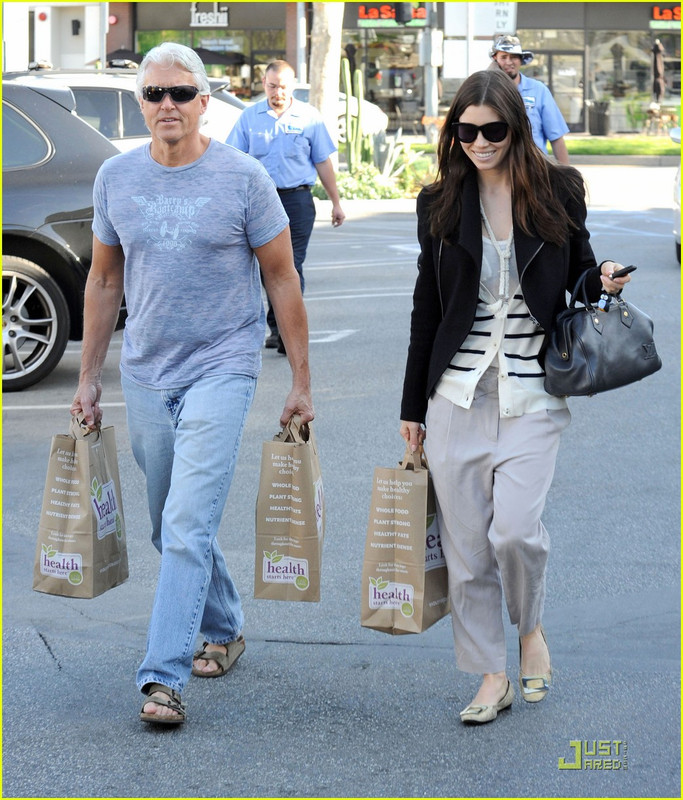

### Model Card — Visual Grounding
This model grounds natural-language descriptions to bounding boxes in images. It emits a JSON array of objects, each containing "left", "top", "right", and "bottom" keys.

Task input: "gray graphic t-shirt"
[{"left": 93, "top": 139, "right": 289, "bottom": 388}]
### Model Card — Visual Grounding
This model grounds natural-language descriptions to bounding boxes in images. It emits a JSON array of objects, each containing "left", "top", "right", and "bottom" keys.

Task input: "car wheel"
[{"left": 2, "top": 256, "right": 71, "bottom": 391}]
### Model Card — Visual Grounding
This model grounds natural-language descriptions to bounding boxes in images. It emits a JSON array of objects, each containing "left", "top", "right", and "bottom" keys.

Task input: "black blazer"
[{"left": 400, "top": 169, "right": 603, "bottom": 423}]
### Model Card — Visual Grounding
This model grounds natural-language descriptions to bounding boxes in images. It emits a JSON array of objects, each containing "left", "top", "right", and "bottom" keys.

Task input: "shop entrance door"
[{"left": 525, "top": 52, "right": 585, "bottom": 132}]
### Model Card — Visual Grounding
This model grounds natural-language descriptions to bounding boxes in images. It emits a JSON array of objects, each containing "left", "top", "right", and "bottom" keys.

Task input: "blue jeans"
[
  {"left": 266, "top": 188, "right": 315, "bottom": 333},
  {"left": 121, "top": 372, "right": 256, "bottom": 693}
]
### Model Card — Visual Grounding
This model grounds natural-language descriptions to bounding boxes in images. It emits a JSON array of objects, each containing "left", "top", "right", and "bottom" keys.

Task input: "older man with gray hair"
[{"left": 71, "top": 42, "right": 314, "bottom": 726}]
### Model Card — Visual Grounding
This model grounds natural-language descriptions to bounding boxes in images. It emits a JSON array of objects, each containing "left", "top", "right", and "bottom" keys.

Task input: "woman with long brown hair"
[{"left": 400, "top": 70, "right": 632, "bottom": 724}]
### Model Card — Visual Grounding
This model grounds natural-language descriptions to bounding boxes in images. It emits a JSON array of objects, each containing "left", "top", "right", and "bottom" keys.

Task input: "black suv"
[{"left": 2, "top": 80, "right": 120, "bottom": 390}]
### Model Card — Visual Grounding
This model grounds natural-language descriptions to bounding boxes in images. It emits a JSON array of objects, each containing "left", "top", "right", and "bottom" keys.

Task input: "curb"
[
  {"left": 314, "top": 198, "right": 416, "bottom": 220},
  {"left": 570, "top": 154, "right": 679, "bottom": 166}
]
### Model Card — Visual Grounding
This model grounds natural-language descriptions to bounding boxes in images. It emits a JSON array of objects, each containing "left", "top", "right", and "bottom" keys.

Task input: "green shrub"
[
  {"left": 314, "top": 150, "right": 436, "bottom": 200},
  {"left": 313, "top": 163, "right": 405, "bottom": 200},
  {"left": 392, "top": 153, "right": 436, "bottom": 196}
]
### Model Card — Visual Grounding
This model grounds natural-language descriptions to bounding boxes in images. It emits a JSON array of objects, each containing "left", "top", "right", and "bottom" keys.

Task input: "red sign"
[
  {"left": 652, "top": 5, "right": 681, "bottom": 21},
  {"left": 358, "top": 4, "right": 427, "bottom": 21}
]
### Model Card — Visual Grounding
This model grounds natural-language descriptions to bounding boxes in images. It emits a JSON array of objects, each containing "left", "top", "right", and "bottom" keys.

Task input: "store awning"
[
  {"left": 193, "top": 48, "right": 246, "bottom": 66},
  {"left": 106, "top": 47, "right": 143, "bottom": 65}
]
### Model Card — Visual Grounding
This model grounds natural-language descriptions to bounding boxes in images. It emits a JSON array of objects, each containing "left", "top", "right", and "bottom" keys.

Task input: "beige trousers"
[{"left": 424, "top": 383, "right": 570, "bottom": 674}]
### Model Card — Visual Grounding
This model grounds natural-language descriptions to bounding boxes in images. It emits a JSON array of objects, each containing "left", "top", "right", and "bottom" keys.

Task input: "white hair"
[{"left": 136, "top": 42, "right": 210, "bottom": 100}]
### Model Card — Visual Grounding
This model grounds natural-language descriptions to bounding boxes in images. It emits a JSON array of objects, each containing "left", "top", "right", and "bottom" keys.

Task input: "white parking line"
[
  {"left": 305, "top": 291, "right": 414, "bottom": 301},
  {"left": 2, "top": 402, "right": 126, "bottom": 412},
  {"left": 309, "top": 330, "right": 357, "bottom": 343},
  {"left": 306, "top": 258, "right": 416, "bottom": 271}
]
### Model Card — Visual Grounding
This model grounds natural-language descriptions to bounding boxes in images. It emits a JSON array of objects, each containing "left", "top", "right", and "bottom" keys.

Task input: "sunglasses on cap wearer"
[
  {"left": 142, "top": 85, "right": 200, "bottom": 103},
  {"left": 453, "top": 121, "right": 509, "bottom": 143}
]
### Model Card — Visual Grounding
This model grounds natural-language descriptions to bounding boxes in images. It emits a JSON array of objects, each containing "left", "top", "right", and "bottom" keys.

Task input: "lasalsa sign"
[
  {"left": 650, "top": 5, "right": 681, "bottom": 28},
  {"left": 357, "top": 4, "right": 427, "bottom": 27},
  {"left": 651, "top": 5, "right": 681, "bottom": 20}
]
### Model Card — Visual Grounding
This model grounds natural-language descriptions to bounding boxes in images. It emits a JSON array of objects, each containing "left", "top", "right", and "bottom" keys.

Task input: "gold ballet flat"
[
  {"left": 519, "top": 625, "right": 552, "bottom": 703},
  {"left": 459, "top": 679, "right": 514, "bottom": 724}
]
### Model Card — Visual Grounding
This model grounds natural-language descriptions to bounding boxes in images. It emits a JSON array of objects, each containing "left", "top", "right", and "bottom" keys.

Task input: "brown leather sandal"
[
  {"left": 191, "top": 635, "right": 245, "bottom": 678},
  {"left": 140, "top": 683, "right": 186, "bottom": 725}
]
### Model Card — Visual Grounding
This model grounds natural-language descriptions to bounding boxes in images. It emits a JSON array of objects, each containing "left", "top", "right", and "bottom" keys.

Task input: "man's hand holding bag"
[
  {"left": 254, "top": 414, "right": 325, "bottom": 602},
  {"left": 33, "top": 414, "right": 128, "bottom": 599}
]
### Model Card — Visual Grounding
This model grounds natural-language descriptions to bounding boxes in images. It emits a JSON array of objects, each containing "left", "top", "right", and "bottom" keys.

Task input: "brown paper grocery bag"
[
  {"left": 254, "top": 415, "right": 324, "bottom": 602},
  {"left": 33, "top": 415, "right": 128, "bottom": 599},
  {"left": 360, "top": 445, "right": 449, "bottom": 634}
]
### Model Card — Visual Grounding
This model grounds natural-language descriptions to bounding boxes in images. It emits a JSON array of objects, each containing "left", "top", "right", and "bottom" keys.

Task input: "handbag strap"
[
  {"left": 568, "top": 270, "right": 633, "bottom": 327},
  {"left": 568, "top": 270, "right": 594, "bottom": 310}
]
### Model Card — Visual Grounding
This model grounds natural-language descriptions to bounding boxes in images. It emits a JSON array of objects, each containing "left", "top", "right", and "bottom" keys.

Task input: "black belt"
[{"left": 277, "top": 185, "right": 311, "bottom": 194}]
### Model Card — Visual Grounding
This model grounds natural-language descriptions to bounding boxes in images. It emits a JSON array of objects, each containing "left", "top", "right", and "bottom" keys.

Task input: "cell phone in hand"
[{"left": 610, "top": 265, "right": 637, "bottom": 279}]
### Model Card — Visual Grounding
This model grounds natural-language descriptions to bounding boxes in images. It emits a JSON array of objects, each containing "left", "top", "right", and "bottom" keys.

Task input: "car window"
[
  {"left": 2, "top": 101, "right": 51, "bottom": 168},
  {"left": 72, "top": 88, "right": 120, "bottom": 138},
  {"left": 121, "top": 90, "right": 148, "bottom": 137}
]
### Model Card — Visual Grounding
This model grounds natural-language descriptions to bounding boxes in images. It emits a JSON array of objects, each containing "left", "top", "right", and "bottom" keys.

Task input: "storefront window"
[
  {"left": 343, "top": 28, "right": 423, "bottom": 130},
  {"left": 587, "top": 31, "right": 680, "bottom": 132},
  {"left": 516, "top": 30, "right": 585, "bottom": 52},
  {"left": 517, "top": 27, "right": 680, "bottom": 133},
  {"left": 137, "top": 29, "right": 191, "bottom": 51},
  {"left": 135, "top": 28, "right": 285, "bottom": 98},
  {"left": 589, "top": 32, "right": 658, "bottom": 99},
  {"left": 517, "top": 30, "right": 586, "bottom": 133}
]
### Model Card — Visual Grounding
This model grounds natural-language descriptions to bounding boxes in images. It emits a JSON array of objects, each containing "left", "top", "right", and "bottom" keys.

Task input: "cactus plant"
[
  {"left": 341, "top": 58, "right": 376, "bottom": 174},
  {"left": 341, "top": 58, "right": 356, "bottom": 172}
]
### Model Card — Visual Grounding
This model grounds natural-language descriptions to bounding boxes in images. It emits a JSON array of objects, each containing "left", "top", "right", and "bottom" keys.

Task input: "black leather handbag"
[{"left": 544, "top": 270, "right": 662, "bottom": 397}]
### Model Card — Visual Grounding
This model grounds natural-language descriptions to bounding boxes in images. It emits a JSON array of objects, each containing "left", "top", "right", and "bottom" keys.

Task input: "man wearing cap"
[{"left": 490, "top": 35, "right": 570, "bottom": 164}]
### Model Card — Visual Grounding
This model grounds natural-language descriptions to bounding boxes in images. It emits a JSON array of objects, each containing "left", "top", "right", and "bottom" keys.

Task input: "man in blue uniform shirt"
[
  {"left": 489, "top": 35, "right": 570, "bottom": 164},
  {"left": 227, "top": 60, "right": 346, "bottom": 352}
]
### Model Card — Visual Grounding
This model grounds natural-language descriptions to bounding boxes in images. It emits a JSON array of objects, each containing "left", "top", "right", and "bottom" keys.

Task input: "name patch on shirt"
[
  {"left": 284, "top": 123, "right": 304, "bottom": 135},
  {"left": 521, "top": 95, "right": 536, "bottom": 109}
]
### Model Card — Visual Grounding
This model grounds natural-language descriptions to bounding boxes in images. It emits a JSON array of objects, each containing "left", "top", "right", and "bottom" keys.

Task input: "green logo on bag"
[
  {"left": 90, "top": 477, "right": 120, "bottom": 540},
  {"left": 40, "top": 544, "right": 83, "bottom": 583},
  {"left": 263, "top": 550, "right": 310, "bottom": 590},
  {"left": 369, "top": 577, "right": 415, "bottom": 616}
]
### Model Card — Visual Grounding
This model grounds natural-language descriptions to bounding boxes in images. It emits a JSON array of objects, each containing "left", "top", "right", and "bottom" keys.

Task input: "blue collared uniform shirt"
[
  {"left": 226, "top": 97, "right": 336, "bottom": 189},
  {"left": 517, "top": 73, "right": 570, "bottom": 153}
]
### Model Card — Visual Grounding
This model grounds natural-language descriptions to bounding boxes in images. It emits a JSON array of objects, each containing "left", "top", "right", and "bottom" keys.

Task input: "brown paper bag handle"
[
  {"left": 400, "top": 443, "right": 428, "bottom": 471},
  {"left": 274, "top": 413, "right": 309, "bottom": 444},
  {"left": 70, "top": 412, "right": 101, "bottom": 441}
]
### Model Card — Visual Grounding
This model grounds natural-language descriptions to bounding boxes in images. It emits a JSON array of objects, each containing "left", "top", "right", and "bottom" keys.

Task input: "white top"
[{"left": 435, "top": 228, "right": 567, "bottom": 418}]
